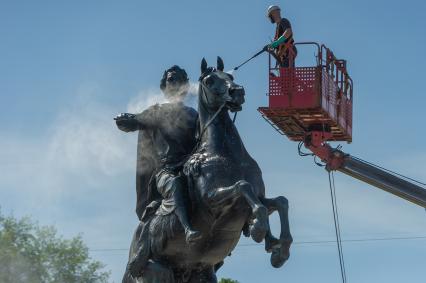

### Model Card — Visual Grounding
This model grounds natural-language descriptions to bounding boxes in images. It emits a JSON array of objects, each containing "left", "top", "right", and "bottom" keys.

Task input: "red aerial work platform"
[{"left": 258, "top": 42, "right": 353, "bottom": 144}]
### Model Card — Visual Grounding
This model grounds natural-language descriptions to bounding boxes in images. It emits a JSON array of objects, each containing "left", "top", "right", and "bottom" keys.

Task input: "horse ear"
[
  {"left": 217, "top": 56, "right": 224, "bottom": 71},
  {"left": 201, "top": 58, "right": 208, "bottom": 74}
]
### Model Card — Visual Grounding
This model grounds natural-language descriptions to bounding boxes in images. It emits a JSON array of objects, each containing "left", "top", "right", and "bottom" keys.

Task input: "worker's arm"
[{"left": 269, "top": 28, "right": 293, "bottom": 48}]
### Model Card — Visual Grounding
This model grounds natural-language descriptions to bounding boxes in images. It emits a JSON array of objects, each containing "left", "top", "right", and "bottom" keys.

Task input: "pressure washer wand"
[{"left": 233, "top": 45, "right": 268, "bottom": 71}]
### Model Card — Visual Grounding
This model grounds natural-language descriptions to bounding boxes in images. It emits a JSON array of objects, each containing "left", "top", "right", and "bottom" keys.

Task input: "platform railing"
[{"left": 268, "top": 42, "right": 353, "bottom": 103}]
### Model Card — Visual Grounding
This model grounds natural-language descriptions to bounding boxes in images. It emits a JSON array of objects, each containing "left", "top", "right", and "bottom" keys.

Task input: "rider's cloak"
[{"left": 135, "top": 128, "right": 161, "bottom": 220}]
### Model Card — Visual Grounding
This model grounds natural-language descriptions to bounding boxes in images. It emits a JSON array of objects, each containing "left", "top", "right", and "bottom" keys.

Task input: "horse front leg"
[
  {"left": 206, "top": 180, "right": 269, "bottom": 243},
  {"left": 261, "top": 196, "right": 293, "bottom": 268}
]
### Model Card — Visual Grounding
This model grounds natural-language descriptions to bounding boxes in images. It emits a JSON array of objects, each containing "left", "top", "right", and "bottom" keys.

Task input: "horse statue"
[{"left": 123, "top": 57, "right": 293, "bottom": 283}]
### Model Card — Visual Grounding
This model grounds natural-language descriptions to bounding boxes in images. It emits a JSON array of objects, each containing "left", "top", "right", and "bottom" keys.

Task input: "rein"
[{"left": 197, "top": 83, "right": 227, "bottom": 143}]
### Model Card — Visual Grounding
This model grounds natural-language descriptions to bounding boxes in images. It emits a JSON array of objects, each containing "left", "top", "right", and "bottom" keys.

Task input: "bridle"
[
  {"left": 196, "top": 69, "right": 239, "bottom": 146},
  {"left": 197, "top": 82, "right": 227, "bottom": 143}
]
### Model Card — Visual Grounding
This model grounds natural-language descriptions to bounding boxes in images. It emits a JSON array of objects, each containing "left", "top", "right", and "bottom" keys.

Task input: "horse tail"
[{"left": 122, "top": 223, "right": 143, "bottom": 283}]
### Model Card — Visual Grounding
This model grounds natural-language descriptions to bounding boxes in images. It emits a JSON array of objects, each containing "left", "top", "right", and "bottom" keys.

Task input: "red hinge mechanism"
[{"left": 304, "top": 131, "right": 346, "bottom": 171}]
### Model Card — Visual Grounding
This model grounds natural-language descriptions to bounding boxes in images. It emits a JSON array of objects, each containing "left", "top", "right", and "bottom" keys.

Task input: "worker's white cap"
[{"left": 267, "top": 5, "right": 281, "bottom": 17}]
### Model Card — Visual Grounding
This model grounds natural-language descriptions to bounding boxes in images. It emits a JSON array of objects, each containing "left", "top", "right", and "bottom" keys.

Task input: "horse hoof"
[
  {"left": 242, "top": 223, "right": 251, "bottom": 238},
  {"left": 270, "top": 238, "right": 292, "bottom": 268},
  {"left": 271, "top": 250, "right": 289, "bottom": 268},
  {"left": 185, "top": 230, "right": 202, "bottom": 244},
  {"left": 250, "top": 221, "right": 265, "bottom": 243}
]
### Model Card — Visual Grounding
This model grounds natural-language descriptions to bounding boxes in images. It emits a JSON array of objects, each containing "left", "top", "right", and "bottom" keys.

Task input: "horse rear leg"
[
  {"left": 261, "top": 196, "right": 293, "bottom": 268},
  {"left": 206, "top": 180, "right": 269, "bottom": 243}
]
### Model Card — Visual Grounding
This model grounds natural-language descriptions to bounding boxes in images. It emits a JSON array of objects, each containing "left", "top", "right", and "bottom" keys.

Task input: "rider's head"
[
  {"left": 160, "top": 65, "right": 190, "bottom": 102},
  {"left": 267, "top": 5, "right": 281, "bottom": 24}
]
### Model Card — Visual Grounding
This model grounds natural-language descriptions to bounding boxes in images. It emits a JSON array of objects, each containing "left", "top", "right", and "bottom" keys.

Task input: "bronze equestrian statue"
[{"left": 115, "top": 58, "right": 292, "bottom": 283}]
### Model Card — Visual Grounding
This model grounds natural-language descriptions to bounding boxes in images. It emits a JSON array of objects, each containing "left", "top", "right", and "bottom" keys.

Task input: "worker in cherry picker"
[{"left": 266, "top": 5, "right": 297, "bottom": 68}]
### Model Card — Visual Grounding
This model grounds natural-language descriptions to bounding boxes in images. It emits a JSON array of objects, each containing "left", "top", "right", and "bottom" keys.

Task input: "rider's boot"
[
  {"left": 173, "top": 186, "right": 202, "bottom": 243},
  {"left": 184, "top": 227, "right": 202, "bottom": 243}
]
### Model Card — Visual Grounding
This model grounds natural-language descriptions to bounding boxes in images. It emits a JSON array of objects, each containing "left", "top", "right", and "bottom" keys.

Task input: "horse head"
[{"left": 199, "top": 57, "right": 245, "bottom": 113}]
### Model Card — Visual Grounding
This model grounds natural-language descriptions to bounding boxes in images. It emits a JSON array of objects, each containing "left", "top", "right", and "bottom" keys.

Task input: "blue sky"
[{"left": 1, "top": 1, "right": 426, "bottom": 282}]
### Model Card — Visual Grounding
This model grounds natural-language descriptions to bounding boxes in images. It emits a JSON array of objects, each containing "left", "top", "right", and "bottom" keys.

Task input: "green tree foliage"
[
  {"left": 0, "top": 210, "right": 110, "bottom": 283},
  {"left": 219, "top": 278, "right": 239, "bottom": 283}
]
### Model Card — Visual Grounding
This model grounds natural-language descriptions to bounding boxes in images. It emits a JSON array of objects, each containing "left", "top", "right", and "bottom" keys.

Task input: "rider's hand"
[{"left": 114, "top": 113, "right": 140, "bottom": 132}]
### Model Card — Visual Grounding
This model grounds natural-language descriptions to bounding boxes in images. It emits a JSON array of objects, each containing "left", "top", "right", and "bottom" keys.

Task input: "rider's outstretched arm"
[
  {"left": 134, "top": 106, "right": 158, "bottom": 130},
  {"left": 115, "top": 105, "right": 158, "bottom": 132}
]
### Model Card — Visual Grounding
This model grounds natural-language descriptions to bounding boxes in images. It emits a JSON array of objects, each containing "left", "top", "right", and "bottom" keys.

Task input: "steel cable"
[{"left": 328, "top": 171, "right": 348, "bottom": 283}]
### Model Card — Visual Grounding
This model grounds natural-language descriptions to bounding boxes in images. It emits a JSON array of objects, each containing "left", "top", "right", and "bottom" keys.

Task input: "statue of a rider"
[{"left": 115, "top": 65, "right": 201, "bottom": 279}]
